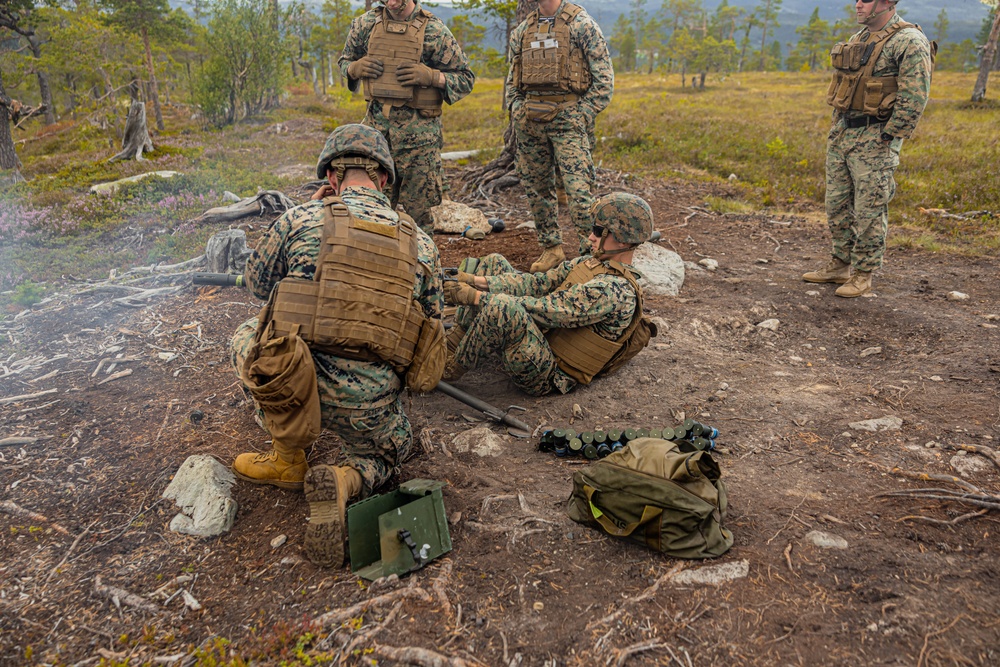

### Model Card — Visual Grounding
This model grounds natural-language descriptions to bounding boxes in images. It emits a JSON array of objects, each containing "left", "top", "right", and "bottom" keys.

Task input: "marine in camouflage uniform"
[
  {"left": 230, "top": 127, "right": 443, "bottom": 499},
  {"left": 804, "top": 0, "right": 932, "bottom": 297},
  {"left": 506, "top": 0, "right": 613, "bottom": 269},
  {"left": 339, "top": 0, "right": 475, "bottom": 235},
  {"left": 443, "top": 193, "right": 652, "bottom": 396}
]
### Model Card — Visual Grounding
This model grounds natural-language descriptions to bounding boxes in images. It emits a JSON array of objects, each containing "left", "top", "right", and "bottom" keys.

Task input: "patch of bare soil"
[{"left": 2, "top": 168, "right": 999, "bottom": 666}]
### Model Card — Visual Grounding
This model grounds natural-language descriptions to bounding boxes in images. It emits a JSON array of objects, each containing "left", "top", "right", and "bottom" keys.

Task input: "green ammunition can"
[
  {"left": 583, "top": 443, "right": 600, "bottom": 460},
  {"left": 568, "top": 438, "right": 583, "bottom": 454}
]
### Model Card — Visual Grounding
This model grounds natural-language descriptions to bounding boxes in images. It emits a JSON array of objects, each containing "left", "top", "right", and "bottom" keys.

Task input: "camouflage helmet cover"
[
  {"left": 591, "top": 193, "right": 654, "bottom": 245},
  {"left": 316, "top": 123, "right": 395, "bottom": 184}
]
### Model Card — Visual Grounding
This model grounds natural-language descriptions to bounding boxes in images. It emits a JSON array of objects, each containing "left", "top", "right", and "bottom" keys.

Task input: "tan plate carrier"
[
  {"left": 364, "top": 7, "right": 443, "bottom": 117},
  {"left": 545, "top": 257, "right": 655, "bottom": 385},
  {"left": 514, "top": 2, "right": 591, "bottom": 97},
  {"left": 267, "top": 198, "right": 424, "bottom": 372}
]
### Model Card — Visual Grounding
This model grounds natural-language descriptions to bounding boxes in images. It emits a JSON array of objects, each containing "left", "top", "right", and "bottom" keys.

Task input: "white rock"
[
  {"left": 756, "top": 319, "right": 780, "bottom": 331},
  {"left": 789, "top": 356, "right": 804, "bottom": 363},
  {"left": 515, "top": 220, "right": 537, "bottom": 230},
  {"left": 633, "top": 243, "right": 686, "bottom": 296},
  {"left": 727, "top": 173, "right": 738, "bottom": 181},
  {"left": 163, "top": 455, "right": 237, "bottom": 537},
  {"left": 650, "top": 316, "right": 669, "bottom": 332},
  {"left": 698, "top": 258, "right": 719, "bottom": 272},
  {"left": 929, "top": 375, "right": 944, "bottom": 382},
  {"left": 848, "top": 416, "right": 903, "bottom": 432},
  {"left": 222, "top": 191, "right": 242, "bottom": 203},
  {"left": 805, "top": 290, "right": 820, "bottom": 296},
  {"left": 946, "top": 291, "right": 970, "bottom": 302},
  {"left": 270, "top": 534, "right": 287, "bottom": 549},
  {"left": 89, "top": 171, "right": 179, "bottom": 195},
  {"left": 431, "top": 199, "right": 491, "bottom": 236},
  {"left": 673, "top": 559, "right": 749, "bottom": 586},
  {"left": 805, "top": 530, "right": 848, "bottom": 549},
  {"left": 451, "top": 427, "right": 505, "bottom": 457},
  {"left": 950, "top": 455, "right": 989, "bottom": 478},
  {"left": 859, "top": 347, "right": 882, "bottom": 358}
]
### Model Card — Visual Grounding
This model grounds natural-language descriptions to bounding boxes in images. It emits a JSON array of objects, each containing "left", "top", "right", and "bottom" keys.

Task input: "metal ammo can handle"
[{"left": 192, "top": 272, "right": 245, "bottom": 287}]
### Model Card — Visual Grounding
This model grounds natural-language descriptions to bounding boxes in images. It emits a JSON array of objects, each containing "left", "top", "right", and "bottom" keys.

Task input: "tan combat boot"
[
  {"left": 304, "top": 465, "right": 363, "bottom": 567},
  {"left": 802, "top": 258, "right": 851, "bottom": 284},
  {"left": 835, "top": 271, "right": 873, "bottom": 298},
  {"left": 232, "top": 448, "right": 307, "bottom": 491},
  {"left": 529, "top": 245, "right": 566, "bottom": 273}
]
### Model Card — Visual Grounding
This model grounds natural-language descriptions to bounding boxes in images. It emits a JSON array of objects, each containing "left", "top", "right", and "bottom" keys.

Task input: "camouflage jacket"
[
  {"left": 482, "top": 256, "right": 637, "bottom": 342},
  {"left": 245, "top": 186, "right": 443, "bottom": 407},
  {"left": 339, "top": 4, "right": 475, "bottom": 150},
  {"left": 836, "top": 13, "right": 932, "bottom": 140},
  {"left": 504, "top": 0, "right": 613, "bottom": 124}
]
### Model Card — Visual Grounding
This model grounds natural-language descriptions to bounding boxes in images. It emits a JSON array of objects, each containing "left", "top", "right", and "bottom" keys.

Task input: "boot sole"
[
  {"left": 802, "top": 276, "right": 850, "bottom": 284},
  {"left": 231, "top": 468, "right": 304, "bottom": 492},
  {"left": 304, "top": 466, "right": 345, "bottom": 568}
]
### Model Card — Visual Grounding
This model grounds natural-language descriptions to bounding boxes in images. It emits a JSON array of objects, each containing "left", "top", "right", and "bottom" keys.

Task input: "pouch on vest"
[
  {"left": 524, "top": 99, "right": 561, "bottom": 123},
  {"left": 566, "top": 438, "right": 733, "bottom": 559},
  {"left": 602, "top": 315, "right": 657, "bottom": 378},
  {"left": 405, "top": 316, "right": 446, "bottom": 393},
  {"left": 240, "top": 321, "right": 322, "bottom": 453}
]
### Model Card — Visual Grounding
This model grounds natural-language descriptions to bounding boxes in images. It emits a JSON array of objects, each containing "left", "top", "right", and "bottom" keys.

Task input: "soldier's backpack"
[{"left": 566, "top": 438, "right": 733, "bottom": 559}]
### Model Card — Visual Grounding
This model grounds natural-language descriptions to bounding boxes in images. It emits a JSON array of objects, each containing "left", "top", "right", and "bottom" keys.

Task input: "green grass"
[{"left": 2, "top": 73, "right": 997, "bottom": 305}]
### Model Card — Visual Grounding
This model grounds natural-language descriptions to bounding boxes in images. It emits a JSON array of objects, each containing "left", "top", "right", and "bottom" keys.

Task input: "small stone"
[
  {"left": 805, "top": 290, "right": 820, "bottom": 296},
  {"left": 929, "top": 375, "right": 944, "bottom": 382},
  {"left": 984, "top": 314, "right": 999, "bottom": 321},
  {"left": 848, "top": 416, "right": 903, "bottom": 432},
  {"left": 280, "top": 555, "right": 306, "bottom": 566},
  {"left": 533, "top": 602, "right": 544, "bottom": 611},
  {"left": 448, "top": 511, "right": 463, "bottom": 525},
  {"left": 756, "top": 319, "right": 780, "bottom": 331},
  {"left": 270, "top": 534, "right": 287, "bottom": 549},
  {"left": 860, "top": 347, "right": 882, "bottom": 358},
  {"left": 946, "top": 291, "right": 970, "bottom": 302},
  {"left": 573, "top": 404, "right": 584, "bottom": 419},
  {"left": 451, "top": 427, "right": 505, "bottom": 457},
  {"left": 950, "top": 454, "right": 988, "bottom": 478},
  {"left": 756, "top": 258, "right": 769, "bottom": 264},
  {"left": 163, "top": 455, "right": 237, "bottom": 538},
  {"left": 789, "top": 356, "right": 804, "bottom": 363},
  {"left": 158, "top": 352, "right": 178, "bottom": 362},
  {"left": 719, "top": 382, "right": 729, "bottom": 391},
  {"left": 805, "top": 530, "right": 848, "bottom": 549},
  {"left": 956, "top": 450, "right": 967, "bottom": 456},
  {"left": 515, "top": 220, "right": 536, "bottom": 230},
  {"left": 924, "top": 441, "right": 937, "bottom": 449},
  {"left": 654, "top": 343, "right": 670, "bottom": 351},
  {"left": 841, "top": 432, "right": 852, "bottom": 438},
  {"left": 723, "top": 277, "right": 742, "bottom": 285},
  {"left": 867, "top": 622, "right": 879, "bottom": 632},
  {"left": 698, "top": 258, "right": 719, "bottom": 272},
  {"left": 673, "top": 560, "right": 750, "bottom": 585},
  {"left": 728, "top": 173, "right": 738, "bottom": 181}
]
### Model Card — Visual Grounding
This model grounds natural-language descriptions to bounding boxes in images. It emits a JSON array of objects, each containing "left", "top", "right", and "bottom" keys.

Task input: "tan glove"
[
  {"left": 397, "top": 62, "right": 439, "bottom": 87},
  {"left": 454, "top": 270, "right": 476, "bottom": 285},
  {"left": 347, "top": 56, "right": 384, "bottom": 80},
  {"left": 444, "top": 281, "right": 480, "bottom": 306}
]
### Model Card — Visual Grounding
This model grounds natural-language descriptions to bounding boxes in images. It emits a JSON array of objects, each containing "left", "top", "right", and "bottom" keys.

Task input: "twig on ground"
[
  {"left": 313, "top": 577, "right": 432, "bottom": 628},
  {"left": 0, "top": 500, "right": 70, "bottom": 534},
  {"left": 916, "top": 614, "right": 968, "bottom": 667},
  {"left": 939, "top": 442, "right": 1000, "bottom": 470},
  {"left": 96, "top": 368, "right": 133, "bottom": 385},
  {"left": 895, "top": 510, "right": 989, "bottom": 525},
  {"left": 612, "top": 640, "right": 670, "bottom": 667},
  {"left": 430, "top": 560, "right": 453, "bottom": 619},
  {"left": 0, "top": 436, "right": 51, "bottom": 448},
  {"left": 369, "top": 645, "right": 477, "bottom": 667},
  {"left": 766, "top": 497, "right": 808, "bottom": 545},
  {"left": 587, "top": 563, "right": 686, "bottom": 632},
  {"left": 93, "top": 575, "right": 161, "bottom": 614},
  {"left": 783, "top": 542, "right": 795, "bottom": 572},
  {"left": 46, "top": 519, "right": 99, "bottom": 582},
  {"left": 0, "top": 389, "right": 58, "bottom": 406}
]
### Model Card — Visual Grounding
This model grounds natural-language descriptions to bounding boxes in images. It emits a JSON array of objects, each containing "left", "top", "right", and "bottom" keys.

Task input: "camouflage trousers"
[
  {"left": 825, "top": 124, "right": 901, "bottom": 273},
  {"left": 231, "top": 318, "right": 412, "bottom": 496},
  {"left": 514, "top": 108, "right": 595, "bottom": 255},
  {"left": 453, "top": 254, "right": 576, "bottom": 396},
  {"left": 389, "top": 140, "right": 443, "bottom": 236}
]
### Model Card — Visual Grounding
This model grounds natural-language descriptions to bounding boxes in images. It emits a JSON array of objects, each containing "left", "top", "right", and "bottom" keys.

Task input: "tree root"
[
  {"left": 586, "top": 562, "right": 686, "bottom": 634},
  {"left": 93, "top": 575, "right": 161, "bottom": 614},
  {"left": 939, "top": 442, "right": 1000, "bottom": 471}
]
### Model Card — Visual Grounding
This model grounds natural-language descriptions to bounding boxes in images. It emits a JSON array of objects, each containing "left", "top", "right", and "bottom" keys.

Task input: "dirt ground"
[{"left": 1, "top": 166, "right": 999, "bottom": 667}]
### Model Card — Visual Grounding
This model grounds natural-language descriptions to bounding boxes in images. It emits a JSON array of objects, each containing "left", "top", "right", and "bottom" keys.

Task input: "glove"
[
  {"left": 455, "top": 270, "right": 476, "bottom": 285},
  {"left": 347, "top": 56, "right": 384, "bottom": 80},
  {"left": 444, "top": 281, "right": 480, "bottom": 306},
  {"left": 397, "top": 62, "right": 439, "bottom": 87}
]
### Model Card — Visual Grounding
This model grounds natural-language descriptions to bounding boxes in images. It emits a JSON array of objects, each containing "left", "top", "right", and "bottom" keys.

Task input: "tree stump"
[
  {"left": 205, "top": 229, "right": 252, "bottom": 275},
  {"left": 108, "top": 100, "right": 154, "bottom": 163}
]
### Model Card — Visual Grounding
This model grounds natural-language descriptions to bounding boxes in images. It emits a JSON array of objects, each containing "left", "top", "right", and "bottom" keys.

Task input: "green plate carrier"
[{"left": 347, "top": 479, "right": 452, "bottom": 580}]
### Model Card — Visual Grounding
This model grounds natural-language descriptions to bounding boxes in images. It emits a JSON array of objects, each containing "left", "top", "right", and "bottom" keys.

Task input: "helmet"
[
  {"left": 591, "top": 193, "right": 653, "bottom": 245},
  {"left": 316, "top": 123, "right": 395, "bottom": 185}
]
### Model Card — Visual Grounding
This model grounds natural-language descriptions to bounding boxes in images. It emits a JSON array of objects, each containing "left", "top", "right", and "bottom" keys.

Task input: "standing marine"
[
  {"left": 803, "top": 0, "right": 933, "bottom": 297},
  {"left": 442, "top": 193, "right": 655, "bottom": 396},
  {"left": 229, "top": 124, "right": 445, "bottom": 568},
  {"left": 339, "top": 0, "right": 475, "bottom": 235},
  {"left": 506, "top": 0, "right": 614, "bottom": 273}
]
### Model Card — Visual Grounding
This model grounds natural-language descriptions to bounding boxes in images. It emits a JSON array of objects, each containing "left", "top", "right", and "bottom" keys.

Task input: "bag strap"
[{"left": 584, "top": 484, "right": 662, "bottom": 541}]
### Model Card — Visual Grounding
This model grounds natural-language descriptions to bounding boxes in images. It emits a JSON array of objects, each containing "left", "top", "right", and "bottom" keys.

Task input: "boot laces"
[{"left": 253, "top": 450, "right": 279, "bottom": 463}]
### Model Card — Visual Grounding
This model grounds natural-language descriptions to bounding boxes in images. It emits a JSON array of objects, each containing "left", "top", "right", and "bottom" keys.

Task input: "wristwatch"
[{"left": 880, "top": 131, "right": 894, "bottom": 143}]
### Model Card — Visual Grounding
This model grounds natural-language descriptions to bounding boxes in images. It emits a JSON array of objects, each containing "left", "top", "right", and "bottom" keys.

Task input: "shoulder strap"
[
  {"left": 559, "top": 2, "right": 583, "bottom": 23},
  {"left": 606, "top": 260, "right": 645, "bottom": 342}
]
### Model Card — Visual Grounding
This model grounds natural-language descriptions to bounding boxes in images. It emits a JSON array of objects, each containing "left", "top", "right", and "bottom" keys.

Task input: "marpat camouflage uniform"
[
  {"left": 339, "top": 4, "right": 475, "bottom": 234},
  {"left": 826, "top": 13, "right": 932, "bottom": 272},
  {"left": 506, "top": 1, "right": 613, "bottom": 255},
  {"left": 453, "top": 253, "right": 636, "bottom": 396},
  {"left": 231, "top": 186, "right": 443, "bottom": 495}
]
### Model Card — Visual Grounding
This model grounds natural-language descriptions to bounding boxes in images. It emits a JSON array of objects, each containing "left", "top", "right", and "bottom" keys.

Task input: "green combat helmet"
[
  {"left": 316, "top": 123, "right": 396, "bottom": 185},
  {"left": 591, "top": 192, "right": 654, "bottom": 258}
]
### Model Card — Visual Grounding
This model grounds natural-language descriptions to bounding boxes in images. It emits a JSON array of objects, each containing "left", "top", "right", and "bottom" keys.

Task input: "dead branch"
[
  {"left": 0, "top": 500, "right": 70, "bottom": 535},
  {"left": 867, "top": 463, "right": 982, "bottom": 494},
  {"left": 193, "top": 191, "right": 295, "bottom": 225},
  {"left": 46, "top": 519, "right": 99, "bottom": 582},
  {"left": 0, "top": 436, "right": 50, "bottom": 448},
  {"left": 587, "top": 562, "right": 686, "bottom": 632},
  {"left": 939, "top": 442, "right": 1000, "bottom": 470},
  {"left": 612, "top": 640, "right": 671, "bottom": 667},
  {"left": 313, "top": 577, "right": 432, "bottom": 628},
  {"left": 93, "top": 576, "right": 161, "bottom": 614},
  {"left": 430, "top": 560, "right": 453, "bottom": 619},
  {"left": 369, "top": 645, "right": 477, "bottom": 667},
  {"left": 96, "top": 368, "right": 134, "bottom": 385},
  {"left": 896, "top": 510, "right": 989, "bottom": 525},
  {"left": 112, "top": 285, "right": 184, "bottom": 308},
  {"left": 342, "top": 599, "right": 406, "bottom": 657},
  {"left": 0, "top": 389, "right": 58, "bottom": 406}
]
